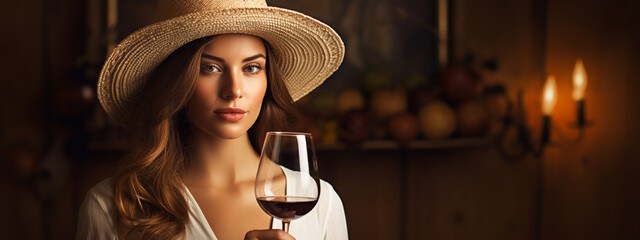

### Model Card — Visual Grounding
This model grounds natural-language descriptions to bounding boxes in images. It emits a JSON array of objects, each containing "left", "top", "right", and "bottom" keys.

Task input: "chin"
[
  {"left": 217, "top": 131, "right": 246, "bottom": 140},
  {"left": 208, "top": 126, "right": 249, "bottom": 140},
  {"left": 190, "top": 114, "right": 260, "bottom": 141}
]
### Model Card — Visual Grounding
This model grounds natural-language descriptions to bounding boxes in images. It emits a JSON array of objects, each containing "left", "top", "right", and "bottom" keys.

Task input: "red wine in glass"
[{"left": 257, "top": 196, "right": 318, "bottom": 220}]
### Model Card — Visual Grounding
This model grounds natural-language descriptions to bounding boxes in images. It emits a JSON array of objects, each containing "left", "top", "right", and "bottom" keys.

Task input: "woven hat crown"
[{"left": 155, "top": 0, "right": 268, "bottom": 21}]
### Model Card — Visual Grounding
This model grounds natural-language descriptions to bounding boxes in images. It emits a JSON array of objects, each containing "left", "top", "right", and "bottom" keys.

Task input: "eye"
[
  {"left": 201, "top": 64, "right": 221, "bottom": 73},
  {"left": 244, "top": 64, "right": 263, "bottom": 73}
]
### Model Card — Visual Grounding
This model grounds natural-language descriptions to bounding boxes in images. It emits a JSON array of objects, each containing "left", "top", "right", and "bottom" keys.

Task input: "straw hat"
[{"left": 98, "top": 0, "right": 345, "bottom": 126}]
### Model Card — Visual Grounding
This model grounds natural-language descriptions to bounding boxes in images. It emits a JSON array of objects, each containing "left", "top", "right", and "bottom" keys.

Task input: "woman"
[{"left": 76, "top": 0, "right": 347, "bottom": 239}]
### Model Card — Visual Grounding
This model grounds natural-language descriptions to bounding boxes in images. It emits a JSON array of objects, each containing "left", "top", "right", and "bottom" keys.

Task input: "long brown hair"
[{"left": 113, "top": 36, "right": 300, "bottom": 239}]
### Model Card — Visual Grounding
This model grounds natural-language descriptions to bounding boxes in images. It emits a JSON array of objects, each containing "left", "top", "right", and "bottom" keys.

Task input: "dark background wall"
[{"left": 1, "top": 0, "right": 638, "bottom": 239}]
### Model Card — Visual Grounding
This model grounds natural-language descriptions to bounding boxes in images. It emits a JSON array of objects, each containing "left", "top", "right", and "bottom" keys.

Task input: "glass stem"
[{"left": 282, "top": 219, "right": 291, "bottom": 233}]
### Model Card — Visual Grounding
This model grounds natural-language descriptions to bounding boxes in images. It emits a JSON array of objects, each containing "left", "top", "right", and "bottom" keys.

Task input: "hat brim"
[{"left": 98, "top": 7, "right": 344, "bottom": 126}]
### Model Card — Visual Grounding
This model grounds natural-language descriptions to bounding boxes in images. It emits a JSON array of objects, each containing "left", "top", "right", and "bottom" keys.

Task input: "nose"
[{"left": 219, "top": 69, "right": 243, "bottom": 100}]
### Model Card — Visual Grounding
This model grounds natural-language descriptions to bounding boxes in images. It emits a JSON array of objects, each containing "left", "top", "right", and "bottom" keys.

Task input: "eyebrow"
[{"left": 201, "top": 53, "right": 266, "bottom": 63}]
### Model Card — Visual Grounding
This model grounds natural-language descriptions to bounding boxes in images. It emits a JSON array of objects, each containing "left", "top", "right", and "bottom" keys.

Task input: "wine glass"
[{"left": 255, "top": 131, "right": 320, "bottom": 233}]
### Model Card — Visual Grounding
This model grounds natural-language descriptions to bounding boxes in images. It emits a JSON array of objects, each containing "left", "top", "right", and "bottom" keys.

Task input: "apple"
[
  {"left": 339, "top": 110, "right": 372, "bottom": 143},
  {"left": 388, "top": 112, "right": 419, "bottom": 143},
  {"left": 440, "top": 64, "right": 481, "bottom": 103},
  {"left": 418, "top": 101, "right": 457, "bottom": 139},
  {"left": 369, "top": 88, "right": 408, "bottom": 119}
]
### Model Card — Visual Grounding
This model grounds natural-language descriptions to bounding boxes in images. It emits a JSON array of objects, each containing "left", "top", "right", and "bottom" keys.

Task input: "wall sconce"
[{"left": 496, "top": 59, "right": 591, "bottom": 160}]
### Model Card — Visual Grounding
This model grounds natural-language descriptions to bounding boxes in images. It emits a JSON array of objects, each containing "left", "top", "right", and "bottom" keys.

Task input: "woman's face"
[{"left": 187, "top": 34, "right": 268, "bottom": 140}]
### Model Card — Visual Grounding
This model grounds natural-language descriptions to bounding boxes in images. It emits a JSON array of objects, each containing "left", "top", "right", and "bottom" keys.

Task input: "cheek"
[
  {"left": 242, "top": 73, "right": 267, "bottom": 101},
  {"left": 256, "top": 80, "right": 268, "bottom": 100},
  {"left": 193, "top": 81, "right": 216, "bottom": 102},
  {"left": 250, "top": 79, "right": 268, "bottom": 107},
  {"left": 244, "top": 78, "right": 267, "bottom": 126},
  {"left": 187, "top": 81, "right": 215, "bottom": 119}
]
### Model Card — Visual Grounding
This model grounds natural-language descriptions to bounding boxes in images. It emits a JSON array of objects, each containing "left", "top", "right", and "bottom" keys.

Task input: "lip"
[{"left": 214, "top": 108, "right": 247, "bottom": 122}]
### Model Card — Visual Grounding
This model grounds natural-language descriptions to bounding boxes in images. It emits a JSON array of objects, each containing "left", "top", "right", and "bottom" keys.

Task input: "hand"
[{"left": 244, "top": 229, "right": 296, "bottom": 240}]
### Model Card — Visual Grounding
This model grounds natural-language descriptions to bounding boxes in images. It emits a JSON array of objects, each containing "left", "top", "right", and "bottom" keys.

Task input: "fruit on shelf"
[
  {"left": 418, "top": 101, "right": 457, "bottom": 139},
  {"left": 409, "top": 84, "right": 442, "bottom": 113},
  {"left": 441, "top": 64, "right": 481, "bottom": 103},
  {"left": 339, "top": 110, "right": 372, "bottom": 143},
  {"left": 369, "top": 88, "right": 408, "bottom": 119},
  {"left": 321, "top": 120, "right": 339, "bottom": 145},
  {"left": 456, "top": 100, "right": 490, "bottom": 137},
  {"left": 388, "top": 112, "right": 419, "bottom": 143},
  {"left": 336, "top": 88, "right": 365, "bottom": 114}
]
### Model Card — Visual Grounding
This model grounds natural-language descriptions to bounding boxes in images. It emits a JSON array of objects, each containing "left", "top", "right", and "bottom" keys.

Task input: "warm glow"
[
  {"left": 542, "top": 75, "right": 558, "bottom": 115},
  {"left": 572, "top": 59, "right": 588, "bottom": 100}
]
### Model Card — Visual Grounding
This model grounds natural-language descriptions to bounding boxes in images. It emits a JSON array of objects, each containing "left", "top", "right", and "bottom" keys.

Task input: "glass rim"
[{"left": 266, "top": 131, "right": 312, "bottom": 136}]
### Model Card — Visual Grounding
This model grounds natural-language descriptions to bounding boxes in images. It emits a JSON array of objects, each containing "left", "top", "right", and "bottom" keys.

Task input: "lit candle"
[
  {"left": 541, "top": 75, "right": 557, "bottom": 144},
  {"left": 573, "top": 59, "right": 588, "bottom": 126}
]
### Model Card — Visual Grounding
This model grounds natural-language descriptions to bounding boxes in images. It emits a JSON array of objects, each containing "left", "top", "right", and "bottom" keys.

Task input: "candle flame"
[
  {"left": 542, "top": 75, "right": 557, "bottom": 115},
  {"left": 572, "top": 59, "right": 587, "bottom": 100}
]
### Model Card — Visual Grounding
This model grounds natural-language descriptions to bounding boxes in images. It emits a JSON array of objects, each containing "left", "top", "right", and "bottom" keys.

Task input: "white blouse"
[{"left": 76, "top": 176, "right": 348, "bottom": 240}]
